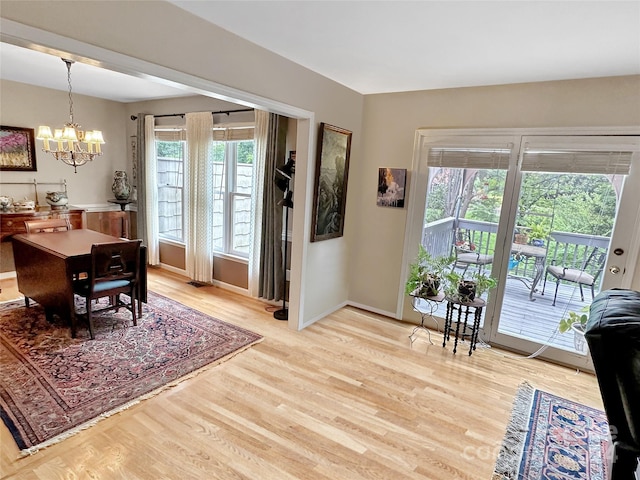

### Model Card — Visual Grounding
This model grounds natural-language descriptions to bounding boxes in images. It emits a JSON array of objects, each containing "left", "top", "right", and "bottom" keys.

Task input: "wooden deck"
[{"left": 496, "top": 276, "right": 593, "bottom": 353}]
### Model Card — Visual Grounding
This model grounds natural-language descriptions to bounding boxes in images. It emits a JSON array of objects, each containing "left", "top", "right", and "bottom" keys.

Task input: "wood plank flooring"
[{"left": 0, "top": 270, "right": 603, "bottom": 480}]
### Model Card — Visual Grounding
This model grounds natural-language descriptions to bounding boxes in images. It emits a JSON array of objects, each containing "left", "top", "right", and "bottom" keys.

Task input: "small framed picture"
[
  {"left": 0, "top": 126, "right": 37, "bottom": 171},
  {"left": 377, "top": 168, "right": 407, "bottom": 208}
]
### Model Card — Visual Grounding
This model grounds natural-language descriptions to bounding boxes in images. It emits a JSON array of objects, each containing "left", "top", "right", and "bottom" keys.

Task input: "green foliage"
[
  {"left": 424, "top": 182, "right": 448, "bottom": 223},
  {"left": 517, "top": 173, "right": 616, "bottom": 237},
  {"left": 443, "top": 270, "right": 497, "bottom": 299},
  {"left": 558, "top": 305, "right": 590, "bottom": 333},
  {"left": 236, "top": 140, "right": 254, "bottom": 164},
  {"left": 528, "top": 223, "right": 549, "bottom": 241},
  {"left": 157, "top": 141, "right": 183, "bottom": 159},
  {"left": 425, "top": 166, "right": 617, "bottom": 239},
  {"left": 405, "top": 245, "right": 454, "bottom": 296}
]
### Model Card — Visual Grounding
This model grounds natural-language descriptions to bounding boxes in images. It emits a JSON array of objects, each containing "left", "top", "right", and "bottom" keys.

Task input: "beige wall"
[
  {"left": 0, "top": 80, "right": 128, "bottom": 204},
  {"left": 350, "top": 76, "right": 640, "bottom": 318},
  {"left": 1, "top": 0, "right": 364, "bottom": 329}
]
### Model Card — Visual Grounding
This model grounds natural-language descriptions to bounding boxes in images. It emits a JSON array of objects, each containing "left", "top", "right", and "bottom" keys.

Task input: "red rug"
[
  {"left": 0, "top": 291, "right": 262, "bottom": 455},
  {"left": 493, "top": 382, "right": 610, "bottom": 480}
]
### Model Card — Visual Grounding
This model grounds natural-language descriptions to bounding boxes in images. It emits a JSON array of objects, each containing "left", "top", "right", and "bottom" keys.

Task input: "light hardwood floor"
[{"left": 0, "top": 269, "right": 603, "bottom": 480}]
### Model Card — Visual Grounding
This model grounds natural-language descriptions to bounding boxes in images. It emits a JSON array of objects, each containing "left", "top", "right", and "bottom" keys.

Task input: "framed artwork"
[
  {"left": 0, "top": 126, "right": 37, "bottom": 171},
  {"left": 311, "top": 123, "right": 352, "bottom": 242},
  {"left": 377, "top": 167, "right": 407, "bottom": 208}
]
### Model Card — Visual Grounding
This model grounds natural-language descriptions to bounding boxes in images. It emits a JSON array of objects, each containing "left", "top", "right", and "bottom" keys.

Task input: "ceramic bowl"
[
  {"left": 13, "top": 200, "right": 35, "bottom": 210},
  {"left": 0, "top": 196, "right": 12, "bottom": 208},
  {"left": 46, "top": 191, "right": 69, "bottom": 207}
]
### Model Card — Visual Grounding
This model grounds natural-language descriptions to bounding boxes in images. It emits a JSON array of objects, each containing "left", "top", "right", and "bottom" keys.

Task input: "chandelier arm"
[{"left": 36, "top": 58, "right": 104, "bottom": 172}]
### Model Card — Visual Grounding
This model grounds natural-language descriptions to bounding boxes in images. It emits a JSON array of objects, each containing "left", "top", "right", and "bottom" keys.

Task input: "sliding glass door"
[
  {"left": 486, "top": 136, "right": 639, "bottom": 368},
  {"left": 410, "top": 131, "right": 640, "bottom": 369}
]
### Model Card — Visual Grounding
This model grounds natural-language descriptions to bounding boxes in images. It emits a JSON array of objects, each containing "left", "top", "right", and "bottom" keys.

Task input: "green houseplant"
[
  {"left": 558, "top": 308, "right": 589, "bottom": 334},
  {"left": 528, "top": 223, "right": 550, "bottom": 247},
  {"left": 444, "top": 270, "right": 497, "bottom": 303},
  {"left": 405, "top": 245, "right": 454, "bottom": 297},
  {"left": 558, "top": 305, "right": 590, "bottom": 353}
]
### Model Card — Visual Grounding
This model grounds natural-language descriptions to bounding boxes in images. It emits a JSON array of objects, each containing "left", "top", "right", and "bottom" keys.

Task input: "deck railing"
[{"left": 422, "top": 218, "right": 610, "bottom": 288}]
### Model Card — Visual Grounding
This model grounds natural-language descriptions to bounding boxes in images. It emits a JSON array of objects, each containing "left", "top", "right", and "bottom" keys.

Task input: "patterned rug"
[
  {"left": 0, "top": 291, "right": 262, "bottom": 455},
  {"left": 493, "top": 382, "right": 610, "bottom": 480}
]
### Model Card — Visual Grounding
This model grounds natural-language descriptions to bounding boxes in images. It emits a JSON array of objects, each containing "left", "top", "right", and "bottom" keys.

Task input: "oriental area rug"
[
  {"left": 0, "top": 292, "right": 262, "bottom": 455},
  {"left": 493, "top": 382, "right": 610, "bottom": 480}
]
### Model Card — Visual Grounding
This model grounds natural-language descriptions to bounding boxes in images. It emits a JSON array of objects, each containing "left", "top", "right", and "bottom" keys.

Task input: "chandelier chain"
[{"left": 65, "top": 59, "right": 74, "bottom": 125}]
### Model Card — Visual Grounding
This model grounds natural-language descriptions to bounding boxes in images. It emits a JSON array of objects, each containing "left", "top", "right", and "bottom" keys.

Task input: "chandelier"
[{"left": 36, "top": 59, "right": 105, "bottom": 173}]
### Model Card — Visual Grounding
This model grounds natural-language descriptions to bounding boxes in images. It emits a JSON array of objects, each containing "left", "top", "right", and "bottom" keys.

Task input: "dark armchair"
[
  {"left": 585, "top": 289, "right": 640, "bottom": 480},
  {"left": 73, "top": 240, "right": 142, "bottom": 339}
]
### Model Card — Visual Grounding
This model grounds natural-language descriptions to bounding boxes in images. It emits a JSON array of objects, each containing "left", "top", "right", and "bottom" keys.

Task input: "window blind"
[
  {"left": 521, "top": 145, "right": 633, "bottom": 175},
  {"left": 427, "top": 145, "right": 512, "bottom": 170},
  {"left": 155, "top": 128, "right": 186, "bottom": 142},
  {"left": 212, "top": 126, "right": 254, "bottom": 141},
  {"left": 155, "top": 125, "right": 254, "bottom": 142}
]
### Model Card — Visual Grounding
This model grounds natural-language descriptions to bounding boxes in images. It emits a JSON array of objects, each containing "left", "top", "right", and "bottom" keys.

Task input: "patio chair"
[
  {"left": 73, "top": 240, "right": 141, "bottom": 339},
  {"left": 451, "top": 229, "right": 494, "bottom": 275},
  {"left": 543, "top": 246, "right": 607, "bottom": 306}
]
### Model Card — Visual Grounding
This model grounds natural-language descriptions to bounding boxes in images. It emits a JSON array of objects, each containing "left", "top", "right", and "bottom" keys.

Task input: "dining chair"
[
  {"left": 24, "top": 218, "right": 71, "bottom": 233},
  {"left": 543, "top": 246, "right": 607, "bottom": 306},
  {"left": 21, "top": 218, "right": 73, "bottom": 307},
  {"left": 73, "top": 240, "right": 142, "bottom": 339}
]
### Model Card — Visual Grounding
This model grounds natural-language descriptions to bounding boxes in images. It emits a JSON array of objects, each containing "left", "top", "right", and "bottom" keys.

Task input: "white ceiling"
[
  {"left": 170, "top": 0, "right": 640, "bottom": 94},
  {"left": 1, "top": 1, "right": 639, "bottom": 101},
  {"left": 0, "top": 43, "right": 192, "bottom": 103}
]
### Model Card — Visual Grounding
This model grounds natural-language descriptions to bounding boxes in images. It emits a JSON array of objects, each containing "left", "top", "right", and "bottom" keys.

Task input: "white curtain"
[
  {"left": 144, "top": 115, "right": 160, "bottom": 265},
  {"left": 185, "top": 112, "right": 214, "bottom": 284},
  {"left": 248, "top": 110, "right": 268, "bottom": 296}
]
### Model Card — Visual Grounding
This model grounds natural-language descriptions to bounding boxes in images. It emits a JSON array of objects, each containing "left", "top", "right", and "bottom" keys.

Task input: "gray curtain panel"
[{"left": 259, "top": 113, "right": 288, "bottom": 301}]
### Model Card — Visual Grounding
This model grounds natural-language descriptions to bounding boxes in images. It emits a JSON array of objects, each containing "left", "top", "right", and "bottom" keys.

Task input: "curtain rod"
[{"left": 130, "top": 108, "right": 253, "bottom": 121}]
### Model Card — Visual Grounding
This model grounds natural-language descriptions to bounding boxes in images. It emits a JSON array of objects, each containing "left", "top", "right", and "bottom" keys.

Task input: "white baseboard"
[
  {"left": 346, "top": 301, "right": 398, "bottom": 319},
  {"left": 300, "top": 300, "right": 349, "bottom": 330},
  {"left": 0, "top": 271, "right": 17, "bottom": 280},
  {"left": 157, "top": 264, "right": 251, "bottom": 297}
]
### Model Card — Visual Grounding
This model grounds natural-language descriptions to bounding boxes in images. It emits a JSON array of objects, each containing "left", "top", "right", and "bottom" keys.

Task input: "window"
[
  {"left": 155, "top": 125, "right": 255, "bottom": 258},
  {"left": 156, "top": 138, "right": 185, "bottom": 242},
  {"left": 212, "top": 139, "right": 254, "bottom": 256}
]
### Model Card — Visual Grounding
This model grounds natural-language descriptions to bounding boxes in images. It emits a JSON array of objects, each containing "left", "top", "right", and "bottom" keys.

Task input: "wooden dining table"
[{"left": 11, "top": 229, "right": 147, "bottom": 338}]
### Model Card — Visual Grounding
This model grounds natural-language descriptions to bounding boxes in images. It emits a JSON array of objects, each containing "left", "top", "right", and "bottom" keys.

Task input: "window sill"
[
  {"left": 214, "top": 252, "right": 249, "bottom": 264},
  {"left": 158, "top": 239, "right": 248, "bottom": 264},
  {"left": 159, "top": 238, "right": 184, "bottom": 248}
]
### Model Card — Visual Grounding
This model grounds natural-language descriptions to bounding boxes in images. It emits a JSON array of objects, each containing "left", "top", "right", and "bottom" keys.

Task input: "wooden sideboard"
[{"left": 0, "top": 207, "right": 86, "bottom": 242}]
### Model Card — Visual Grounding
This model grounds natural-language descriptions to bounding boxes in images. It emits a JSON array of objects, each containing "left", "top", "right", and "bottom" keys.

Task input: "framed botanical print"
[{"left": 311, "top": 123, "right": 352, "bottom": 242}]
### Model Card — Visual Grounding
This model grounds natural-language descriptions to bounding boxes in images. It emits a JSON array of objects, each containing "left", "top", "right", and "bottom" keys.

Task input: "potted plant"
[
  {"left": 528, "top": 223, "right": 549, "bottom": 247},
  {"left": 514, "top": 228, "right": 529, "bottom": 245},
  {"left": 558, "top": 305, "right": 590, "bottom": 353},
  {"left": 405, "top": 245, "right": 454, "bottom": 297},
  {"left": 444, "top": 270, "right": 497, "bottom": 303}
]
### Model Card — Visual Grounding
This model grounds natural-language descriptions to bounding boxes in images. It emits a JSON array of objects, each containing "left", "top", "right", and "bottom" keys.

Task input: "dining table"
[{"left": 11, "top": 229, "right": 147, "bottom": 338}]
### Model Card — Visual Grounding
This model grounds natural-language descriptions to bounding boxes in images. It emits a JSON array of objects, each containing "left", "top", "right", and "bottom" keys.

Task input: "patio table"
[{"left": 510, "top": 243, "right": 547, "bottom": 300}]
